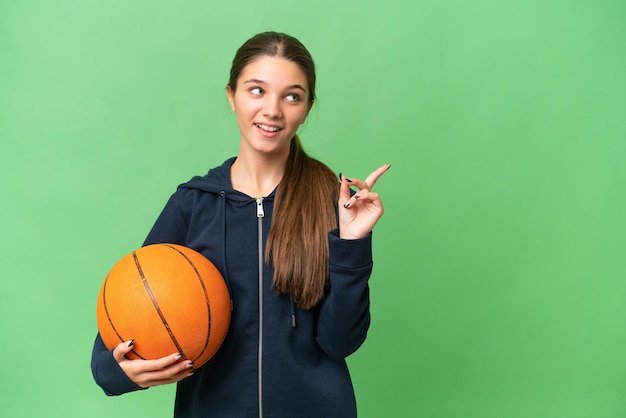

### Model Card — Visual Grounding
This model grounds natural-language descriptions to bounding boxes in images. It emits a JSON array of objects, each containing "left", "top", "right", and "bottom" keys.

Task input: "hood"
[
  {"left": 177, "top": 157, "right": 276, "bottom": 202},
  {"left": 177, "top": 156, "right": 237, "bottom": 195}
]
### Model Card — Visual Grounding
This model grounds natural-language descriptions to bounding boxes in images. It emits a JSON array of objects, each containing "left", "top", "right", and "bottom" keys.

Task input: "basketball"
[{"left": 96, "top": 243, "right": 231, "bottom": 368}]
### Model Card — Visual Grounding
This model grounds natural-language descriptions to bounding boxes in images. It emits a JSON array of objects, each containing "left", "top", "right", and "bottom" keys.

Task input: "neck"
[{"left": 230, "top": 148, "right": 289, "bottom": 198}]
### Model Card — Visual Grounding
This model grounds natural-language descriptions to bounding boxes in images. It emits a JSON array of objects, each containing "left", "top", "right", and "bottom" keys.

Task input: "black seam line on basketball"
[
  {"left": 102, "top": 272, "right": 146, "bottom": 360},
  {"left": 163, "top": 244, "right": 212, "bottom": 362},
  {"left": 133, "top": 250, "right": 187, "bottom": 360}
]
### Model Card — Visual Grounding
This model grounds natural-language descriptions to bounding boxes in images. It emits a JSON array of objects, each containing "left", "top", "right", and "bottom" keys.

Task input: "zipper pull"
[{"left": 256, "top": 198, "right": 265, "bottom": 218}]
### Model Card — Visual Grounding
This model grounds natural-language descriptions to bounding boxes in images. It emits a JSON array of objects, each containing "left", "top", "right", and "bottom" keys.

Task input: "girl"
[{"left": 91, "top": 31, "right": 389, "bottom": 418}]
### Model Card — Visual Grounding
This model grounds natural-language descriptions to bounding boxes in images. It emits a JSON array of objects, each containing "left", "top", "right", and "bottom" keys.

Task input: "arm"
[
  {"left": 315, "top": 230, "right": 373, "bottom": 360},
  {"left": 315, "top": 164, "right": 389, "bottom": 359},
  {"left": 91, "top": 335, "right": 195, "bottom": 396}
]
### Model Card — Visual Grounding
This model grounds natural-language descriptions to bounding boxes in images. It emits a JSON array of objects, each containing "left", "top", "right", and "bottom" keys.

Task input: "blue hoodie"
[{"left": 91, "top": 157, "right": 373, "bottom": 417}]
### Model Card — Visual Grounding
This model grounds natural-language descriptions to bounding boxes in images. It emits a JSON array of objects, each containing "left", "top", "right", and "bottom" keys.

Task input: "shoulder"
[
  {"left": 162, "top": 157, "right": 235, "bottom": 210},
  {"left": 177, "top": 157, "right": 235, "bottom": 191}
]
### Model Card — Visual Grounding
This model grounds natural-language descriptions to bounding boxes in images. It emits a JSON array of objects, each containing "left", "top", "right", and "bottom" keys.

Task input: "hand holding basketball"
[{"left": 113, "top": 340, "right": 194, "bottom": 388}]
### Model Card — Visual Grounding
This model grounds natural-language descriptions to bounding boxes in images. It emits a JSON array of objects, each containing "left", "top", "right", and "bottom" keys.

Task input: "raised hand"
[
  {"left": 338, "top": 164, "right": 390, "bottom": 240},
  {"left": 113, "top": 340, "right": 195, "bottom": 388}
]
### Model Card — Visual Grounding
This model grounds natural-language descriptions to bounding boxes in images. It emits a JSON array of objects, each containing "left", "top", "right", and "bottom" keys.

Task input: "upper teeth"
[{"left": 257, "top": 124, "right": 279, "bottom": 132}]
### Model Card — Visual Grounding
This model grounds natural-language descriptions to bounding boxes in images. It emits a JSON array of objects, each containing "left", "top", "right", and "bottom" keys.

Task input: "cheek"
[
  {"left": 295, "top": 108, "right": 310, "bottom": 124},
  {"left": 234, "top": 97, "right": 260, "bottom": 117}
]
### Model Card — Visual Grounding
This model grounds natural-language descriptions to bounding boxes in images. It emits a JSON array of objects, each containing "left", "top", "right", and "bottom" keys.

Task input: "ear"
[
  {"left": 225, "top": 85, "right": 236, "bottom": 112},
  {"left": 301, "top": 101, "right": 314, "bottom": 124}
]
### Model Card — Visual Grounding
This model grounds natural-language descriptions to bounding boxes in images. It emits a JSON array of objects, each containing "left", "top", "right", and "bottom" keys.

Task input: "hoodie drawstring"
[{"left": 290, "top": 298, "right": 297, "bottom": 328}]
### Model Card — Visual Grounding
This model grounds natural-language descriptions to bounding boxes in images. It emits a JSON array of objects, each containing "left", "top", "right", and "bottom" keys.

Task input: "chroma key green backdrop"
[{"left": 1, "top": 0, "right": 625, "bottom": 417}]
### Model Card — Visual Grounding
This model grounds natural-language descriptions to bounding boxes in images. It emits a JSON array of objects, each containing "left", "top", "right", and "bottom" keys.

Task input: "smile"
[{"left": 254, "top": 123, "right": 281, "bottom": 133}]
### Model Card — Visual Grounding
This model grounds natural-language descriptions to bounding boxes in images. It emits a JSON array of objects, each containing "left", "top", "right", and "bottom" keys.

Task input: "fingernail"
[
  {"left": 343, "top": 202, "right": 350, "bottom": 209},
  {"left": 338, "top": 172, "right": 343, "bottom": 181},
  {"left": 174, "top": 354, "right": 182, "bottom": 360},
  {"left": 128, "top": 340, "right": 134, "bottom": 347},
  {"left": 187, "top": 362, "right": 195, "bottom": 369},
  {"left": 346, "top": 177, "right": 353, "bottom": 183},
  {"left": 354, "top": 195, "right": 361, "bottom": 199}
]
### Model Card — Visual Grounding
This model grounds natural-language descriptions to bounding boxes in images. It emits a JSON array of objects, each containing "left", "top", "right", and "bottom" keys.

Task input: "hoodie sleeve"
[{"left": 316, "top": 229, "right": 373, "bottom": 360}]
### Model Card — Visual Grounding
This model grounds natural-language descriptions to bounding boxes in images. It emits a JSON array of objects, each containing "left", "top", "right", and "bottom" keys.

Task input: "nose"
[{"left": 262, "top": 95, "right": 282, "bottom": 119}]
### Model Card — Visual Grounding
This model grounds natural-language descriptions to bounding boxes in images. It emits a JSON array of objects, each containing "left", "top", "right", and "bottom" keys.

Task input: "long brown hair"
[{"left": 228, "top": 32, "right": 338, "bottom": 309}]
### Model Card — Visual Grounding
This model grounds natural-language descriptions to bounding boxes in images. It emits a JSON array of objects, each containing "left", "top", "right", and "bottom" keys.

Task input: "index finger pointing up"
[{"left": 364, "top": 164, "right": 391, "bottom": 189}]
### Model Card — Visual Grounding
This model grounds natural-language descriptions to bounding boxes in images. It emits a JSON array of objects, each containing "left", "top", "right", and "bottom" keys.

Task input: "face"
[{"left": 226, "top": 55, "right": 312, "bottom": 158}]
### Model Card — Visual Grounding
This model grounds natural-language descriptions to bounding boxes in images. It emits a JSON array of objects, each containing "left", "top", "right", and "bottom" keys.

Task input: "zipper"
[{"left": 256, "top": 197, "right": 264, "bottom": 418}]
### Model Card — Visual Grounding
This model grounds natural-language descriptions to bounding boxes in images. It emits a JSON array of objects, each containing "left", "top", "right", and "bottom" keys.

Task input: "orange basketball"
[{"left": 96, "top": 243, "right": 231, "bottom": 368}]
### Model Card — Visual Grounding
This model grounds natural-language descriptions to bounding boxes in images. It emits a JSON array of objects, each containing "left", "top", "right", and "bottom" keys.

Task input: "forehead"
[{"left": 238, "top": 55, "right": 308, "bottom": 89}]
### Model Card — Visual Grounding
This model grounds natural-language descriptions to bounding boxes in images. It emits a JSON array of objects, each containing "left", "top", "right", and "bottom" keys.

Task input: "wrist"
[{"left": 339, "top": 231, "right": 363, "bottom": 240}]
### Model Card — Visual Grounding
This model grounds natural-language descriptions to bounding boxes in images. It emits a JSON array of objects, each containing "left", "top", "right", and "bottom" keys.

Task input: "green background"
[{"left": 1, "top": 0, "right": 625, "bottom": 417}]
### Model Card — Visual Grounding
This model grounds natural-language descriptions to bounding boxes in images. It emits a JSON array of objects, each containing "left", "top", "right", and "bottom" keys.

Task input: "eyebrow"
[{"left": 242, "top": 79, "right": 307, "bottom": 92}]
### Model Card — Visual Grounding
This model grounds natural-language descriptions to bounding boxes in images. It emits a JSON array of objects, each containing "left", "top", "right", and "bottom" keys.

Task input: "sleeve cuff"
[{"left": 328, "top": 229, "right": 373, "bottom": 269}]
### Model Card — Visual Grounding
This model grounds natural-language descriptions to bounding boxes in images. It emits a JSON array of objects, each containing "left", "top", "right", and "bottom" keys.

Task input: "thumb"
[{"left": 113, "top": 339, "right": 135, "bottom": 363}]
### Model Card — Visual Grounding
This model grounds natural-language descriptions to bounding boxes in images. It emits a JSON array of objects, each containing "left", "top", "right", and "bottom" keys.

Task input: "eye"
[
  {"left": 286, "top": 93, "right": 300, "bottom": 102},
  {"left": 250, "top": 87, "right": 263, "bottom": 95}
]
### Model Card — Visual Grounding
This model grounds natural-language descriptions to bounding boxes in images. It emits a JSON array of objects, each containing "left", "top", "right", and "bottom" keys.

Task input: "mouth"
[{"left": 254, "top": 123, "right": 282, "bottom": 133}]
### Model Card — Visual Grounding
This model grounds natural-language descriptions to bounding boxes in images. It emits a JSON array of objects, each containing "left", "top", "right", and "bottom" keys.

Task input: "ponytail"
[{"left": 265, "top": 136, "right": 339, "bottom": 309}]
